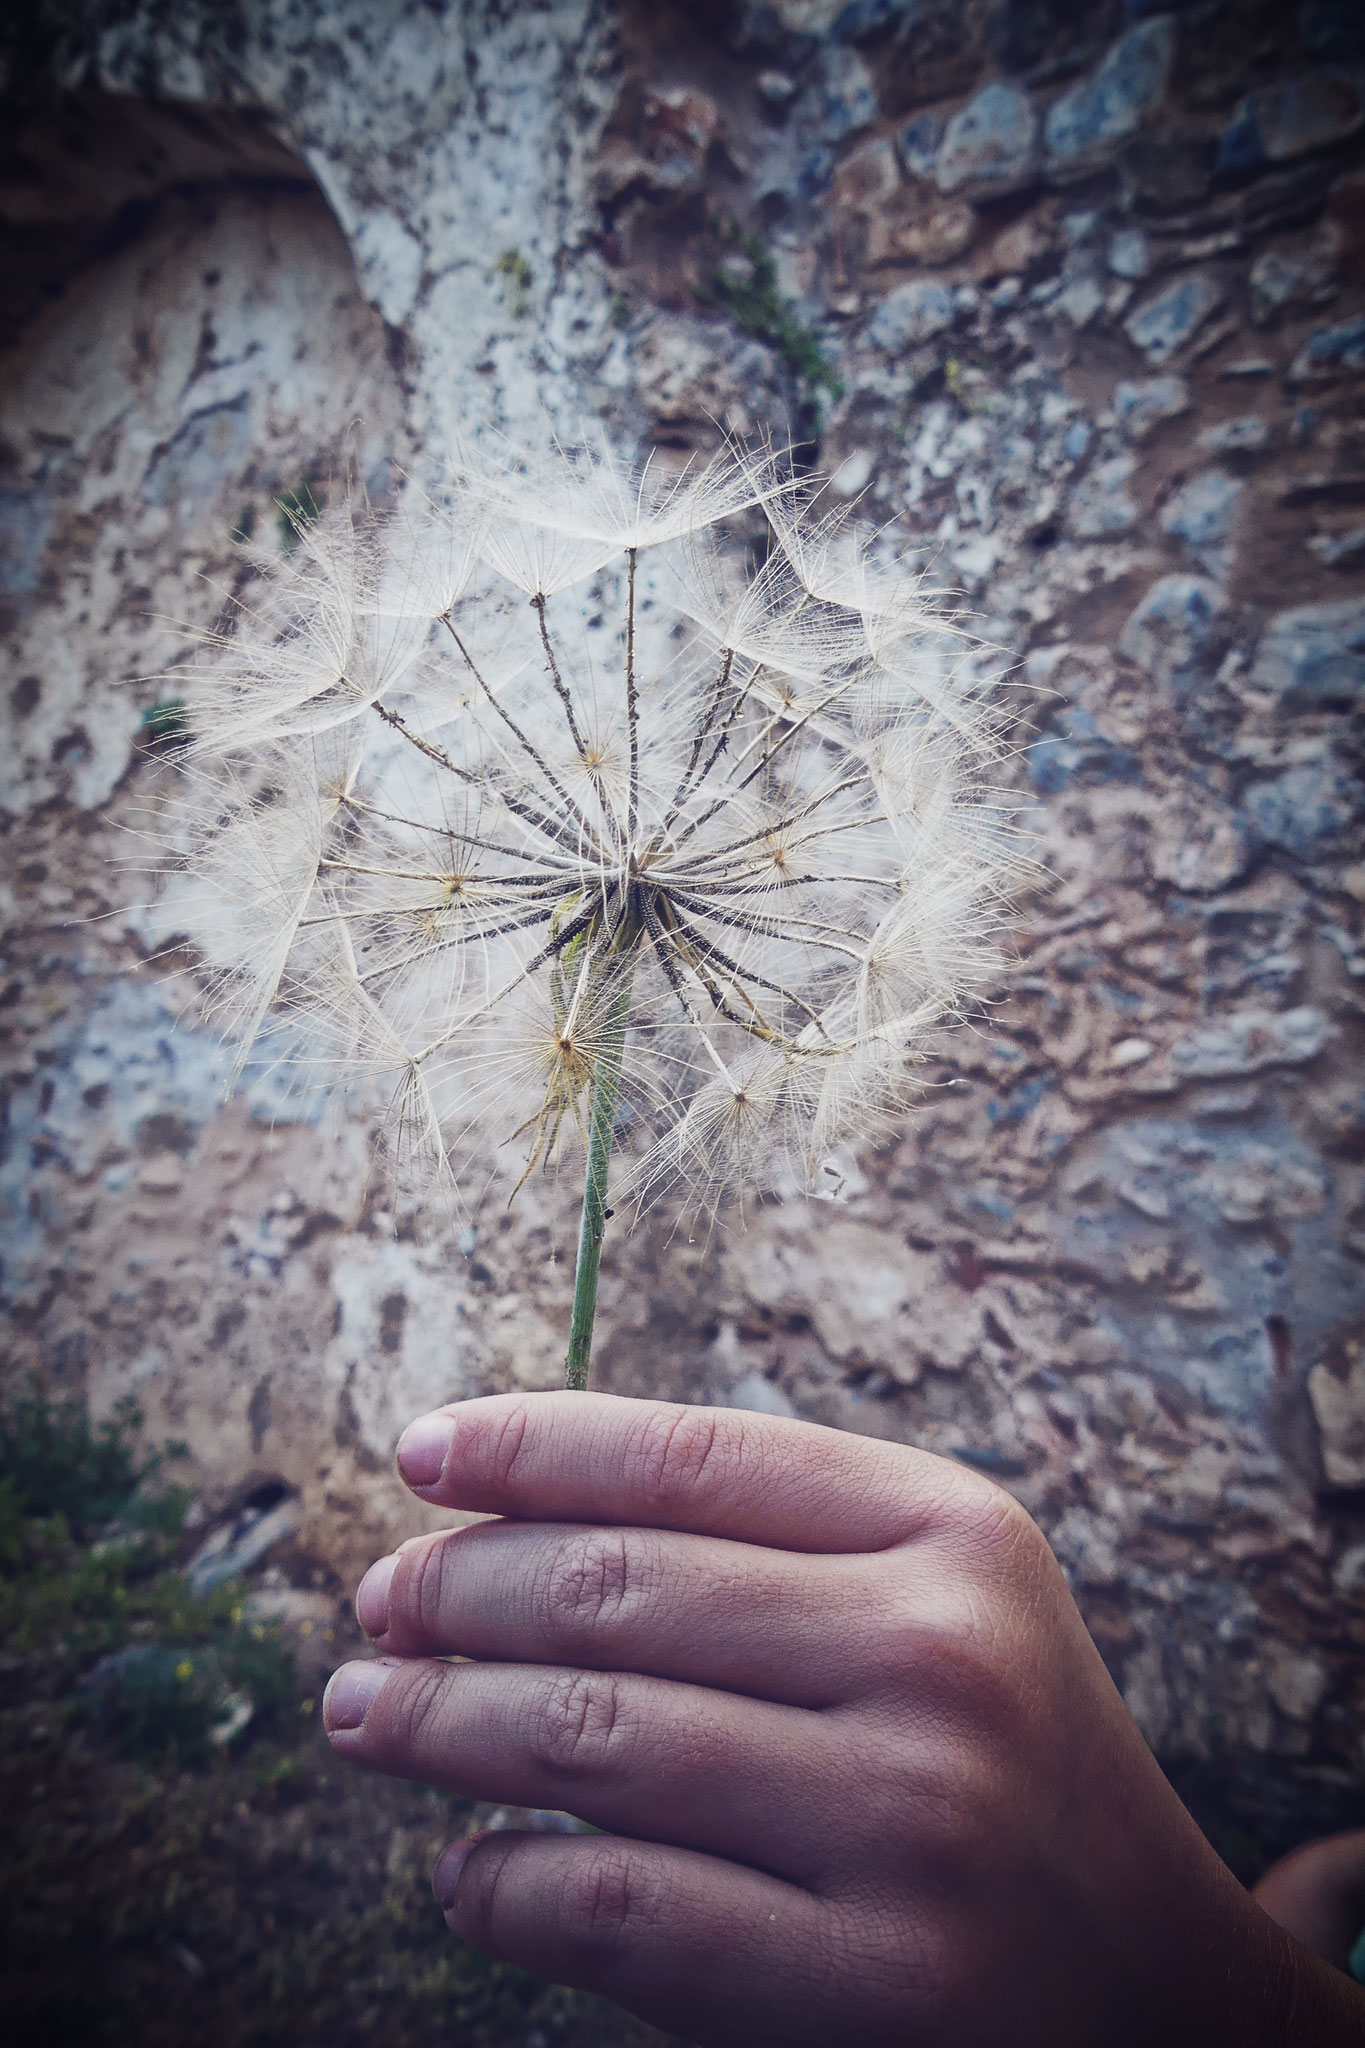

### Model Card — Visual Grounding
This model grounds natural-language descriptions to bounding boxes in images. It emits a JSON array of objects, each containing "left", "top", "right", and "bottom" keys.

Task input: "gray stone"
[
  {"left": 1124, "top": 272, "right": 1226, "bottom": 364},
  {"left": 1288, "top": 315, "right": 1365, "bottom": 382},
  {"left": 0, "top": 486, "right": 53, "bottom": 596},
  {"left": 757, "top": 68, "right": 797, "bottom": 107},
  {"left": 1199, "top": 1144, "right": 1329, "bottom": 1225},
  {"left": 769, "top": 0, "right": 848, "bottom": 24},
  {"left": 935, "top": 82, "right": 1039, "bottom": 195},
  {"left": 185, "top": 1494, "right": 302, "bottom": 1594},
  {"left": 1147, "top": 806, "right": 1254, "bottom": 893},
  {"left": 1248, "top": 597, "right": 1365, "bottom": 705},
  {"left": 897, "top": 113, "right": 941, "bottom": 178},
  {"left": 1251, "top": 249, "right": 1309, "bottom": 311},
  {"left": 1062, "top": 417, "right": 1093, "bottom": 461},
  {"left": 1118, "top": 575, "right": 1226, "bottom": 688},
  {"left": 1199, "top": 415, "right": 1269, "bottom": 455},
  {"left": 1107, "top": 228, "right": 1151, "bottom": 280},
  {"left": 865, "top": 278, "right": 955, "bottom": 351},
  {"left": 1114, "top": 374, "right": 1191, "bottom": 439},
  {"left": 1055, "top": 272, "right": 1106, "bottom": 328},
  {"left": 808, "top": 44, "right": 877, "bottom": 143},
  {"left": 1221, "top": 68, "right": 1365, "bottom": 170},
  {"left": 1307, "top": 526, "right": 1365, "bottom": 565},
  {"left": 1242, "top": 762, "right": 1359, "bottom": 858},
  {"left": 1061, "top": 209, "right": 1100, "bottom": 246},
  {"left": 1171, "top": 1008, "right": 1332, "bottom": 1079},
  {"left": 1160, "top": 468, "right": 1242, "bottom": 562},
  {"left": 1309, "top": 1340, "right": 1365, "bottom": 1488},
  {"left": 1044, "top": 18, "right": 1177, "bottom": 163},
  {"left": 721, "top": 1370, "right": 798, "bottom": 1419},
  {"left": 1265, "top": 1646, "right": 1331, "bottom": 1722},
  {"left": 829, "top": 0, "right": 915, "bottom": 38},
  {"left": 1067, "top": 453, "right": 1139, "bottom": 537}
]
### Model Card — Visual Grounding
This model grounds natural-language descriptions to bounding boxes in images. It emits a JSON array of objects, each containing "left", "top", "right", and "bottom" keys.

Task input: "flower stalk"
[{"left": 565, "top": 953, "right": 634, "bottom": 1391}]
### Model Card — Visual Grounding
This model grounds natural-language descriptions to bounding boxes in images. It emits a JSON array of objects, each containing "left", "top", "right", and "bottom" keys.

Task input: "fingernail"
[
  {"left": 323, "top": 1659, "right": 396, "bottom": 1734},
  {"left": 355, "top": 1553, "right": 398, "bottom": 1638},
  {"left": 433, "top": 1834, "right": 484, "bottom": 1911},
  {"left": 397, "top": 1411, "right": 455, "bottom": 1491}
]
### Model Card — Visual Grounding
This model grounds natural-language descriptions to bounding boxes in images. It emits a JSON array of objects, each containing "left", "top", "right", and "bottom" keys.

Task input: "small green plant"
[
  {"left": 496, "top": 247, "right": 534, "bottom": 317},
  {"left": 139, "top": 697, "right": 191, "bottom": 751},
  {"left": 699, "top": 217, "right": 845, "bottom": 399},
  {"left": 276, "top": 481, "right": 323, "bottom": 553},
  {"left": 230, "top": 501, "right": 257, "bottom": 543},
  {"left": 0, "top": 1387, "right": 296, "bottom": 1763},
  {"left": 943, "top": 354, "right": 991, "bottom": 416},
  {"left": 0, "top": 1385, "right": 157, "bottom": 1532}
]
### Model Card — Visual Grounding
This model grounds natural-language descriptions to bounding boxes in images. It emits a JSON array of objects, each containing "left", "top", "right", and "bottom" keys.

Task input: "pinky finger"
[{"left": 435, "top": 1828, "right": 830, "bottom": 2048}]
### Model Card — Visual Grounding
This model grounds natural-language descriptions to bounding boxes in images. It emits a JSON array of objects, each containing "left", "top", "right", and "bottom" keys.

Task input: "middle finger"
[{"left": 359, "top": 1520, "right": 878, "bottom": 1708}]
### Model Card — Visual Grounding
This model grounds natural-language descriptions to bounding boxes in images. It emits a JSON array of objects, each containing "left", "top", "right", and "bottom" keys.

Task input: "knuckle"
[
  {"left": 939, "top": 1468, "right": 1046, "bottom": 1571},
  {"left": 531, "top": 1669, "right": 632, "bottom": 1782},
  {"left": 488, "top": 1401, "right": 533, "bottom": 1490},
  {"left": 543, "top": 1528, "right": 638, "bottom": 1640},
  {"left": 403, "top": 1533, "right": 454, "bottom": 1642},
  {"left": 637, "top": 1404, "right": 725, "bottom": 1498},
  {"left": 383, "top": 1660, "right": 449, "bottom": 1757},
  {"left": 559, "top": 1843, "right": 650, "bottom": 1961},
  {"left": 459, "top": 1835, "right": 520, "bottom": 1951},
  {"left": 871, "top": 1590, "right": 1025, "bottom": 1729}
]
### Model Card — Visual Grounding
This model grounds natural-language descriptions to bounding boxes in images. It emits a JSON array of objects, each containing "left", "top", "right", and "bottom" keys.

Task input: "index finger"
[{"left": 395, "top": 1391, "right": 981, "bottom": 1554}]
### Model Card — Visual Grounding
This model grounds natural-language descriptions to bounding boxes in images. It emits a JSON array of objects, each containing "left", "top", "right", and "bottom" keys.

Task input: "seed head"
[{"left": 163, "top": 438, "right": 1025, "bottom": 1221}]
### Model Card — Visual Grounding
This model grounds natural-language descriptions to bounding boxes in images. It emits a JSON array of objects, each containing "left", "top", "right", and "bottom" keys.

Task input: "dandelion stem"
[
  {"left": 564, "top": 958, "right": 634, "bottom": 1392},
  {"left": 625, "top": 546, "right": 640, "bottom": 842}
]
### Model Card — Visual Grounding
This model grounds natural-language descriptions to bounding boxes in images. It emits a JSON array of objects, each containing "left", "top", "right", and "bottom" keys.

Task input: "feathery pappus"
[{"left": 162, "top": 439, "right": 1025, "bottom": 1245}]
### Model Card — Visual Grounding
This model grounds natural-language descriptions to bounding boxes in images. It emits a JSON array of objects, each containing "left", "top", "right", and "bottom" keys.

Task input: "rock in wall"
[{"left": 2, "top": 0, "right": 1363, "bottom": 1847}]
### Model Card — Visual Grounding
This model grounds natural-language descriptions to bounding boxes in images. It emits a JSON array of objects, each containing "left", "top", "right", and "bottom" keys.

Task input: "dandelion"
[{"left": 162, "top": 438, "right": 1024, "bottom": 1388}]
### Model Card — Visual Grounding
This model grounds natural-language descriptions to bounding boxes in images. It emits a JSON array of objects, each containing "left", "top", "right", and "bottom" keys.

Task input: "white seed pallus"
[{"left": 163, "top": 439, "right": 1025, "bottom": 1221}]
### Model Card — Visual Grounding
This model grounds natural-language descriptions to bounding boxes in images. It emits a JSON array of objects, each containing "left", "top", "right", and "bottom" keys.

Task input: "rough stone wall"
[{"left": 2, "top": 0, "right": 1364, "bottom": 1848}]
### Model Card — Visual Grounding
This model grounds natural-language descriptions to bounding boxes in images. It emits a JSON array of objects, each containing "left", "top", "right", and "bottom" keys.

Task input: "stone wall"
[{"left": 2, "top": 0, "right": 1363, "bottom": 1850}]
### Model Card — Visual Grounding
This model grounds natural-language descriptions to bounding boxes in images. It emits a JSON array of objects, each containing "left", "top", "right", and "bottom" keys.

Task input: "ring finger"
[{"left": 323, "top": 1651, "right": 859, "bottom": 1889}]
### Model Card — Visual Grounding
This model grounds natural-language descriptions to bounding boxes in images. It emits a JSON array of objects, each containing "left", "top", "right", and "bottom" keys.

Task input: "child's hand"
[{"left": 324, "top": 1392, "right": 1364, "bottom": 2047}]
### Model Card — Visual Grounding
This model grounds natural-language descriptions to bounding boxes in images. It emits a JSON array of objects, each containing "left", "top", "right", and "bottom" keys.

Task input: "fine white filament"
[{"left": 164, "top": 440, "right": 1024, "bottom": 1223}]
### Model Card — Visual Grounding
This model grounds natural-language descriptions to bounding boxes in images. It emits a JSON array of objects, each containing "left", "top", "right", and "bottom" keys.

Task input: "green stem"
[{"left": 564, "top": 964, "right": 634, "bottom": 1391}]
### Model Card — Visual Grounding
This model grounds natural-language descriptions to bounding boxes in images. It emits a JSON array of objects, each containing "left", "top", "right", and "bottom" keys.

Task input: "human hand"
[{"left": 324, "top": 1393, "right": 1365, "bottom": 2047}]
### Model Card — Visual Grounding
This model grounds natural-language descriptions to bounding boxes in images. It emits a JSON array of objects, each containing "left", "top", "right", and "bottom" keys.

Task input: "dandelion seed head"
[{"left": 158, "top": 436, "right": 1028, "bottom": 1222}]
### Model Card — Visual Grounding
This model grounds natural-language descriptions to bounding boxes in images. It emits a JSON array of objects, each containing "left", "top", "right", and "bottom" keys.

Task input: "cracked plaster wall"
[{"left": 2, "top": 0, "right": 1364, "bottom": 1844}]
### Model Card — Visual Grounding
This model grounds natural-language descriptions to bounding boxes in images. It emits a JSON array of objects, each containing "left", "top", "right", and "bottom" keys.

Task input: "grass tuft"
[{"left": 698, "top": 218, "right": 844, "bottom": 399}]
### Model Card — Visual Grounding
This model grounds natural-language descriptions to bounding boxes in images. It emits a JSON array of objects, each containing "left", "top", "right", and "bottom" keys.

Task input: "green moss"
[
  {"left": 496, "top": 248, "right": 534, "bottom": 317},
  {"left": 276, "top": 482, "right": 323, "bottom": 554},
  {"left": 699, "top": 219, "right": 844, "bottom": 400},
  {"left": 943, "top": 355, "right": 991, "bottom": 415},
  {"left": 138, "top": 699, "right": 191, "bottom": 751}
]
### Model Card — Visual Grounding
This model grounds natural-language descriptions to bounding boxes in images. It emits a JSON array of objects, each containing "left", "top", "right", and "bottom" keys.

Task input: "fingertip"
[
  {"left": 433, "top": 1832, "right": 485, "bottom": 1914},
  {"left": 355, "top": 1552, "right": 398, "bottom": 1638},
  {"left": 322, "top": 1657, "right": 398, "bottom": 1740},
  {"left": 396, "top": 1410, "right": 456, "bottom": 1492}
]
